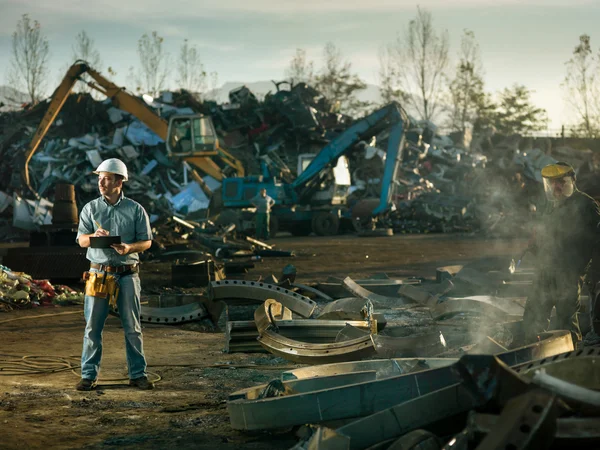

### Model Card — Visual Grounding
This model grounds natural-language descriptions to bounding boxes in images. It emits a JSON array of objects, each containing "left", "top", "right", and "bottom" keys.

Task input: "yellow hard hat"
[{"left": 541, "top": 162, "right": 574, "bottom": 179}]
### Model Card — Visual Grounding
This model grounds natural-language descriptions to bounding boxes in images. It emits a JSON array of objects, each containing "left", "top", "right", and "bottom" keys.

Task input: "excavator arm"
[
  {"left": 22, "top": 60, "right": 243, "bottom": 197},
  {"left": 22, "top": 61, "right": 169, "bottom": 196},
  {"left": 292, "top": 101, "right": 408, "bottom": 211}
]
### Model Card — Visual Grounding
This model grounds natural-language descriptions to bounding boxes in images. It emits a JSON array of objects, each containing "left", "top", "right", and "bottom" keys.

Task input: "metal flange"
[{"left": 209, "top": 279, "right": 316, "bottom": 318}]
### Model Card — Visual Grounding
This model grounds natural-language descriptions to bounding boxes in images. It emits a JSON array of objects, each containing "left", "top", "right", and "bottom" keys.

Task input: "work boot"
[
  {"left": 129, "top": 376, "right": 154, "bottom": 390},
  {"left": 75, "top": 378, "right": 97, "bottom": 391}
]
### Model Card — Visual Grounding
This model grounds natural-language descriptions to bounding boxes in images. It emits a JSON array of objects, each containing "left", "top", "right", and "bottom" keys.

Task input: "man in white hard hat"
[
  {"left": 75, "top": 158, "right": 154, "bottom": 391},
  {"left": 521, "top": 162, "right": 600, "bottom": 347}
]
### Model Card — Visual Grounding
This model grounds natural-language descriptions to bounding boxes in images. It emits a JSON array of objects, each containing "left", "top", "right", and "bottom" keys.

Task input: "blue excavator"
[{"left": 218, "top": 101, "right": 410, "bottom": 236}]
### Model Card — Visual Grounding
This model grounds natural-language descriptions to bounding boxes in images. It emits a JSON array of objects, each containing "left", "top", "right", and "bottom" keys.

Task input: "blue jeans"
[{"left": 81, "top": 270, "right": 147, "bottom": 380}]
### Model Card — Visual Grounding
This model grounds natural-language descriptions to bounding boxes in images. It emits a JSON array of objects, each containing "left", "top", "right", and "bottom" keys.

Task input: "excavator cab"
[{"left": 167, "top": 115, "right": 218, "bottom": 155}]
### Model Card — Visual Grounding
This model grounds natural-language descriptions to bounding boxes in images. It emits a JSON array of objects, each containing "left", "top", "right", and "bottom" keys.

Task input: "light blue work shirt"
[
  {"left": 251, "top": 194, "right": 275, "bottom": 213},
  {"left": 76, "top": 193, "right": 153, "bottom": 266}
]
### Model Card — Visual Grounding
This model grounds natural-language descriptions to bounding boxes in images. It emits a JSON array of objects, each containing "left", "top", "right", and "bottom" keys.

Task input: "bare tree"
[
  {"left": 377, "top": 44, "right": 404, "bottom": 105},
  {"left": 176, "top": 39, "right": 207, "bottom": 97},
  {"left": 70, "top": 30, "right": 103, "bottom": 95},
  {"left": 562, "top": 34, "right": 600, "bottom": 137},
  {"left": 202, "top": 72, "right": 220, "bottom": 101},
  {"left": 447, "top": 30, "right": 485, "bottom": 134},
  {"left": 285, "top": 48, "right": 315, "bottom": 84},
  {"left": 73, "top": 30, "right": 102, "bottom": 67},
  {"left": 391, "top": 7, "right": 449, "bottom": 122},
  {"left": 8, "top": 14, "right": 50, "bottom": 103},
  {"left": 315, "top": 42, "right": 368, "bottom": 116},
  {"left": 136, "top": 31, "right": 170, "bottom": 97}
]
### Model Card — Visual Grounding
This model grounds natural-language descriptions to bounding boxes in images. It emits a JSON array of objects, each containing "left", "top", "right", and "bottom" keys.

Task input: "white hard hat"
[{"left": 94, "top": 158, "right": 128, "bottom": 181}]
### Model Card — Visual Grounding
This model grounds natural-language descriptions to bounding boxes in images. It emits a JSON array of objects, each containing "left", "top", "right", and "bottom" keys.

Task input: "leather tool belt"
[
  {"left": 83, "top": 271, "right": 120, "bottom": 307},
  {"left": 90, "top": 263, "right": 138, "bottom": 274}
]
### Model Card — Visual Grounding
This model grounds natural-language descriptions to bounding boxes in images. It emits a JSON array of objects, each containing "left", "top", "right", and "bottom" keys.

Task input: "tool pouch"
[{"left": 84, "top": 271, "right": 120, "bottom": 308}]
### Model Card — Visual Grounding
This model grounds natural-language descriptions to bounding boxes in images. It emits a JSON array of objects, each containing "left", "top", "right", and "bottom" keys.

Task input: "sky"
[{"left": 0, "top": 0, "right": 597, "bottom": 129}]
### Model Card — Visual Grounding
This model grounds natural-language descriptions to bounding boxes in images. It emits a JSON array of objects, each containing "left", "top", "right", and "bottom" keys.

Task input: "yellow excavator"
[{"left": 22, "top": 60, "right": 245, "bottom": 198}]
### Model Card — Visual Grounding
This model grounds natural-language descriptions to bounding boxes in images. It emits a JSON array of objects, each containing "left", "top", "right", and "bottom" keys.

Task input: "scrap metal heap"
[
  {"left": 2, "top": 78, "right": 597, "bottom": 241},
  {"left": 211, "top": 258, "right": 600, "bottom": 449}
]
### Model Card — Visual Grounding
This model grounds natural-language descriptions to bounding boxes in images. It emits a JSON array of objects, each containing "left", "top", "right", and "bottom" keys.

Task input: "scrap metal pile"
[
  {"left": 218, "top": 259, "right": 600, "bottom": 449},
  {"left": 2, "top": 80, "right": 595, "bottom": 239}
]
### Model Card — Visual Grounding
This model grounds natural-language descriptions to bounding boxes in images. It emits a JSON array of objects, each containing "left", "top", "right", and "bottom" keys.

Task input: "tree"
[
  {"left": 8, "top": 14, "right": 50, "bottom": 103},
  {"left": 447, "top": 30, "right": 485, "bottom": 134},
  {"left": 285, "top": 48, "right": 315, "bottom": 84},
  {"left": 70, "top": 30, "right": 102, "bottom": 95},
  {"left": 72, "top": 30, "right": 102, "bottom": 68},
  {"left": 562, "top": 34, "right": 600, "bottom": 137},
  {"left": 314, "top": 42, "right": 368, "bottom": 116},
  {"left": 472, "top": 91, "right": 498, "bottom": 133},
  {"left": 136, "top": 31, "right": 170, "bottom": 97},
  {"left": 377, "top": 44, "right": 405, "bottom": 104},
  {"left": 391, "top": 7, "right": 449, "bottom": 122},
  {"left": 176, "top": 39, "right": 207, "bottom": 97},
  {"left": 494, "top": 84, "right": 547, "bottom": 135}
]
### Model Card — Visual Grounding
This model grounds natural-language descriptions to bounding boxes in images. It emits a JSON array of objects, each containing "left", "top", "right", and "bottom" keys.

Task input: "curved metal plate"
[
  {"left": 433, "top": 296, "right": 524, "bottom": 320},
  {"left": 291, "top": 283, "right": 333, "bottom": 302},
  {"left": 254, "top": 299, "right": 376, "bottom": 364},
  {"left": 111, "top": 302, "right": 208, "bottom": 324},
  {"left": 343, "top": 277, "right": 413, "bottom": 308},
  {"left": 209, "top": 279, "right": 316, "bottom": 318}
]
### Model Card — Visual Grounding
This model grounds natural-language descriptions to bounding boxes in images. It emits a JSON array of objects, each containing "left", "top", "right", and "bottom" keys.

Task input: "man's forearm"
[
  {"left": 78, "top": 234, "right": 93, "bottom": 248},
  {"left": 128, "top": 240, "right": 152, "bottom": 253}
]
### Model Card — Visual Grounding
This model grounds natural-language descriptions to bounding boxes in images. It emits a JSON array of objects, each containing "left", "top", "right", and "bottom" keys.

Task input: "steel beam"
[{"left": 227, "top": 332, "right": 573, "bottom": 431}]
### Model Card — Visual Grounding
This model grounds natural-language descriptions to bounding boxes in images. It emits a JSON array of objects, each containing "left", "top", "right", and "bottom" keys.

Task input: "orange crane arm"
[{"left": 23, "top": 61, "right": 170, "bottom": 196}]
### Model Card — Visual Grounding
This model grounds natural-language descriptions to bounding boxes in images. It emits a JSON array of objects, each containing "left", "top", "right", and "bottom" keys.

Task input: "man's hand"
[
  {"left": 111, "top": 243, "right": 132, "bottom": 255},
  {"left": 94, "top": 228, "right": 109, "bottom": 237}
]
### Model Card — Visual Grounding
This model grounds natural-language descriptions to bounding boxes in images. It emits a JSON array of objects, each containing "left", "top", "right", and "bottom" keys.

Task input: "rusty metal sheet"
[{"left": 209, "top": 279, "right": 317, "bottom": 318}]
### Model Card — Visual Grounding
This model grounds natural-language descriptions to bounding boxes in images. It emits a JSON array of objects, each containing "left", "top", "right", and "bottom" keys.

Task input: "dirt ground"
[{"left": 0, "top": 233, "right": 526, "bottom": 449}]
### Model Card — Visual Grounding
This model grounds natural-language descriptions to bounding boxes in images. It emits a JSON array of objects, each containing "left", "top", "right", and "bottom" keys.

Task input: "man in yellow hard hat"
[{"left": 522, "top": 162, "right": 600, "bottom": 346}]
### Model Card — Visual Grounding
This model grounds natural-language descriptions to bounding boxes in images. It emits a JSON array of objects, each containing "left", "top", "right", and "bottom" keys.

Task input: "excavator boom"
[
  {"left": 22, "top": 60, "right": 243, "bottom": 198},
  {"left": 23, "top": 61, "right": 169, "bottom": 196}
]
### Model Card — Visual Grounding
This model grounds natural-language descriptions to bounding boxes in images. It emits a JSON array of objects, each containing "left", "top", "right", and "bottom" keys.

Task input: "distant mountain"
[{"left": 213, "top": 81, "right": 383, "bottom": 105}]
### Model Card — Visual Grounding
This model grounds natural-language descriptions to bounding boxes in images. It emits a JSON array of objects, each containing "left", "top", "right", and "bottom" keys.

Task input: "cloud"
[{"left": 0, "top": 0, "right": 593, "bottom": 29}]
